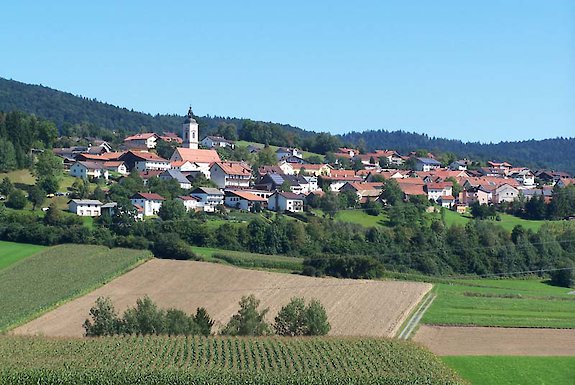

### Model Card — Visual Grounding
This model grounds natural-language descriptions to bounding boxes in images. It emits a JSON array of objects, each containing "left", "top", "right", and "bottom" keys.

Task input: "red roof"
[
  {"left": 125, "top": 151, "right": 168, "bottom": 162},
  {"left": 177, "top": 195, "right": 199, "bottom": 201},
  {"left": 132, "top": 192, "right": 165, "bottom": 201},
  {"left": 124, "top": 133, "right": 158, "bottom": 141},
  {"left": 173, "top": 148, "right": 221, "bottom": 164},
  {"left": 426, "top": 182, "right": 453, "bottom": 190},
  {"left": 227, "top": 190, "right": 267, "bottom": 202},
  {"left": 213, "top": 162, "right": 251, "bottom": 176}
]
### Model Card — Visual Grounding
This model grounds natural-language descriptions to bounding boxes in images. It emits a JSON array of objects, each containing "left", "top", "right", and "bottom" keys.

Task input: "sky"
[{"left": 0, "top": 1, "right": 574, "bottom": 143}]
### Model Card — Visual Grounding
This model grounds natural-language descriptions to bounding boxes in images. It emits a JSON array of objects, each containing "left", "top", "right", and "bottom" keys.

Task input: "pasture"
[
  {"left": 421, "top": 278, "right": 575, "bottom": 328},
  {"left": 443, "top": 356, "right": 575, "bottom": 385},
  {"left": 0, "top": 335, "right": 466, "bottom": 385},
  {"left": 0, "top": 240, "right": 45, "bottom": 270},
  {"left": 0, "top": 245, "right": 151, "bottom": 331},
  {"left": 192, "top": 246, "right": 304, "bottom": 272},
  {"left": 13, "top": 260, "right": 431, "bottom": 337}
]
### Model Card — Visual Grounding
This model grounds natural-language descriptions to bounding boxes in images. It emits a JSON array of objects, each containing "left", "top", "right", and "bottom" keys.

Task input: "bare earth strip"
[
  {"left": 12, "top": 260, "right": 431, "bottom": 337},
  {"left": 414, "top": 325, "right": 575, "bottom": 356}
]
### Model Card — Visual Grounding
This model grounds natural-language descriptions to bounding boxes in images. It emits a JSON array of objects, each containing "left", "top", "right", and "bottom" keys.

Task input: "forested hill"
[
  {"left": 1, "top": 77, "right": 574, "bottom": 173},
  {"left": 342, "top": 130, "right": 575, "bottom": 174}
]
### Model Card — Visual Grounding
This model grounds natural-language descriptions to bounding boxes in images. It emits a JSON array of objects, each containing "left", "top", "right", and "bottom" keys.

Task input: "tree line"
[{"left": 84, "top": 295, "right": 329, "bottom": 337}]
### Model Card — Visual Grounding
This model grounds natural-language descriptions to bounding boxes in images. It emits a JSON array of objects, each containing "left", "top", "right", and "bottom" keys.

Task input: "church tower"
[{"left": 182, "top": 106, "right": 199, "bottom": 149}]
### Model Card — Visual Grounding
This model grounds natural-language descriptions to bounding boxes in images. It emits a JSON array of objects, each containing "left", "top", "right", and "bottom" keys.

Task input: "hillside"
[{"left": 1, "top": 77, "right": 574, "bottom": 173}]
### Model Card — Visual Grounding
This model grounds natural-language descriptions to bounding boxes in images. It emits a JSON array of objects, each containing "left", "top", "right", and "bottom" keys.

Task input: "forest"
[{"left": 1, "top": 77, "right": 574, "bottom": 173}]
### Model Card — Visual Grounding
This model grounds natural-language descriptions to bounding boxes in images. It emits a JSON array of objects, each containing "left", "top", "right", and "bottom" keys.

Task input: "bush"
[
  {"left": 303, "top": 255, "right": 385, "bottom": 279},
  {"left": 6, "top": 190, "right": 27, "bottom": 209},
  {"left": 151, "top": 232, "right": 197, "bottom": 260},
  {"left": 83, "top": 297, "right": 121, "bottom": 337},
  {"left": 221, "top": 295, "right": 270, "bottom": 336},
  {"left": 274, "top": 297, "right": 330, "bottom": 336},
  {"left": 550, "top": 259, "right": 575, "bottom": 288}
]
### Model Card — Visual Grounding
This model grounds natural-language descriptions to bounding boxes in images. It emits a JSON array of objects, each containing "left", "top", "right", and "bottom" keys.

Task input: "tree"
[
  {"left": 320, "top": 191, "right": 340, "bottom": 218},
  {"left": 304, "top": 299, "right": 330, "bottom": 336},
  {"left": 83, "top": 297, "right": 121, "bottom": 337},
  {"left": 164, "top": 308, "right": 198, "bottom": 336},
  {"left": 6, "top": 189, "right": 27, "bottom": 209},
  {"left": 445, "top": 177, "right": 461, "bottom": 199},
  {"left": 381, "top": 179, "right": 403, "bottom": 206},
  {"left": 0, "top": 138, "right": 17, "bottom": 172},
  {"left": 44, "top": 203, "right": 64, "bottom": 226},
  {"left": 158, "top": 199, "right": 186, "bottom": 221},
  {"left": 121, "top": 296, "right": 165, "bottom": 335},
  {"left": 151, "top": 232, "right": 197, "bottom": 260},
  {"left": 363, "top": 199, "right": 382, "bottom": 216},
  {"left": 221, "top": 295, "right": 270, "bottom": 336},
  {"left": 339, "top": 189, "right": 359, "bottom": 209},
  {"left": 33, "top": 151, "right": 63, "bottom": 179},
  {"left": 550, "top": 259, "right": 574, "bottom": 288},
  {"left": 0, "top": 177, "right": 14, "bottom": 196},
  {"left": 274, "top": 297, "right": 306, "bottom": 336},
  {"left": 70, "top": 178, "right": 90, "bottom": 199},
  {"left": 156, "top": 139, "right": 177, "bottom": 160},
  {"left": 193, "top": 307, "right": 214, "bottom": 336},
  {"left": 38, "top": 175, "right": 59, "bottom": 194},
  {"left": 256, "top": 146, "right": 277, "bottom": 167},
  {"left": 28, "top": 185, "right": 45, "bottom": 210}
]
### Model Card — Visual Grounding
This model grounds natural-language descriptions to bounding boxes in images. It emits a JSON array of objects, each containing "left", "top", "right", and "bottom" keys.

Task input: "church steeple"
[{"left": 182, "top": 106, "right": 199, "bottom": 149}]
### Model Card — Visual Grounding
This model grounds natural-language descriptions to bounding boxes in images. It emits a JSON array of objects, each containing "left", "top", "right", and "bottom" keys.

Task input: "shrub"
[
  {"left": 274, "top": 297, "right": 330, "bottom": 336},
  {"left": 221, "top": 295, "right": 270, "bottom": 336}
]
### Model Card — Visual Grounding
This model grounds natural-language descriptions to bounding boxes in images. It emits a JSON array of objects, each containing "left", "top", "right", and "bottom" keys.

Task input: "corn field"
[{"left": 0, "top": 335, "right": 467, "bottom": 384}]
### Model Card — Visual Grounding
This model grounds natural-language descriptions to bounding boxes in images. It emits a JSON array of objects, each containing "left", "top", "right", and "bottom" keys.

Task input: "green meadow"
[{"left": 0, "top": 241, "right": 46, "bottom": 270}]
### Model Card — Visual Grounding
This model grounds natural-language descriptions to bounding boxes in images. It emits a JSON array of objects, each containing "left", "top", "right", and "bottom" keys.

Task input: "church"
[{"left": 170, "top": 107, "right": 221, "bottom": 177}]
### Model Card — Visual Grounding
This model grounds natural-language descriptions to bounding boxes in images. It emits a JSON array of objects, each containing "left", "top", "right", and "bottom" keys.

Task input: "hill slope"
[{"left": 1, "top": 77, "right": 574, "bottom": 172}]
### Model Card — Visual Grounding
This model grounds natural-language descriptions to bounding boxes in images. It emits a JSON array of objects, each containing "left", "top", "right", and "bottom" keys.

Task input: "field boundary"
[{"left": 397, "top": 291, "right": 436, "bottom": 340}]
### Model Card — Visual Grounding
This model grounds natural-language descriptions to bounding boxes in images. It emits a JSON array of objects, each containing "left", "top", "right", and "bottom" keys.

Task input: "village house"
[
  {"left": 138, "top": 170, "right": 164, "bottom": 185},
  {"left": 415, "top": 158, "right": 442, "bottom": 172},
  {"left": 449, "top": 159, "right": 472, "bottom": 171},
  {"left": 123, "top": 133, "right": 159, "bottom": 149},
  {"left": 69, "top": 161, "right": 109, "bottom": 180},
  {"left": 321, "top": 169, "right": 364, "bottom": 192},
  {"left": 101, "top": 161, "right": 128, "bottom": 175},
  {"left": 424, "top": 182, "right": 453, "bottom": 203},
  {"left": 170, "top": 147, "right": 221, "bottom": 178},
  {"left": 493, "top": 183, "right": 520, "bottom": 204},
  {"left": 276, "top": 147, "right": 303, "bottom": 161},
  {"left": 278, "top": 160, "right": 296, "bottom": 175},
  {"left": 159, "top": 169, "right": 192, "bottom": 189},
  {"left": 268, "top": 191, "right": 304, "bottom": 213},
  {"left": 119, "top": 151, "right": 171, "bottom": 172},
  {"left": 396, "top": 179, "right": 426, "bottom": 201},
  {"left": 224, "top": 190, "right": 267, "bottom": 211},
  {"left": 200, "top": 135, "right": 235, "bottom": 149},
  {"left": 130, "top": 192, "right": 165, "bottom": 216},
  {"left": 100, "top": 202, "right": 117, "bottom": 216},
  {"left": 190, "top": 187, "right": 224, "bottom": 212},
  {"left": 68, "top": 199, "right": 103, "bottom": 217},
  {"left": 159, "top": 132, "right": 183, "bottom": 144},
  {"left": 170, "top": 160, "right": 199, "bottom": 173},
  {"left": 461, "top": 185, "right": 493, "bottom": 206},
  {"left": 438, "top": 195, "right": 456, "bottom": 208},
  {"left": 339, "top": 182, "right": 383, "bottom": 204},
  {"left": 209, "top": 162, "right": 252, "bottom": 189},
  {"left": 298, "top": 163, "right": 332, "bottom": 177},
  {"left": 176, "top": 195, "right": 202, "bottom": 212},
  {"left": 508, "top": 168, "right": 535, "bottom": 186}
]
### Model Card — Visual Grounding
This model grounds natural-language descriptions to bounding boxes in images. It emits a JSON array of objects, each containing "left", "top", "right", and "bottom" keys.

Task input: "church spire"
[{"left": 182, "top": 106, "right": 199, "bottom": 149}]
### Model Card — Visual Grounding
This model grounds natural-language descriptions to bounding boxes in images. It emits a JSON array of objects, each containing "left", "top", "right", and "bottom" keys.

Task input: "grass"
[
  {"left": 235, "top": 140, "right": 325, "bottom": 161},
  {"left": 0, "top": 335, "right": 467, "bottom": 385},
  {"left": 0, "top": 244, "right": 151, "bottom": 332},
  {"left": 192, "top": 246, "right": 304, "bottom": 272},
  {"left": 0, "top": 241, "right": 45, "bottom": 270},
  {"left": 335, "top": 209, "right": 388, "bottom": 227},
  {"left": 444, "top": 356, "right": 575, "bottom": 385},
  {"left": 422, "top": 278, "right": 575, "bottom": 328},
  {"left": 438, "top": 210, "right": 559, "bottom": 232}
]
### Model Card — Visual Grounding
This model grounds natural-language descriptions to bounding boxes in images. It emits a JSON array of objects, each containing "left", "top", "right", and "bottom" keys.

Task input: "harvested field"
[
  {"left": 414, "top": 325, "right": 575, "bottom": 356},
  {"left": 13, "top": 259, "right": 431, "bottom": 337}
]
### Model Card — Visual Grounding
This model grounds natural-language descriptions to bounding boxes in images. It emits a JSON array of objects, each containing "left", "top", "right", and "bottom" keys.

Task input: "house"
[
  {"left": 415, "top": 158, "right": 442, "bottom": 172},
  {"left": 557, "top": 178, "right": 575, "bottom": 188},
  {"left": 102, "top": 161, "right": 128, "bottom": 175},
  {"left": 508, "top": 168, "right": 535, "bottom": 186},
  {"left": 123, "top": 133, "right": 159, "bottom": 149},
  {"left": 255, "top": 173, "right": 316, "bottom": 194},
  {"left": 138, "top": 170, "right": 164, "bottom": 185},
  {"left": 335, "top": 147, "right": 358, "bottom": 159},
  {"left": 130, "top": 192, "right": 165, "bottom": 216},
  {"left": 278, "top": 161, "right": 296, "bottom": 175},
  {"left": 276, "top": 147, "right": 303, "bottom": 161},
  {"left": 268, "top": 191, "right": 304, "bottom": 213},
  {"left": 339, "top": 182, "right": 384, "bottom": 204},
  {"left": 224, "top": 190, "right": 267, "bottom": 211},
  {"left": 321, "top": 169, "right": 364, "bottom": 191},
  {"left": 100, "top": 202, "right": 118, "bottom": 216},
  {"left": 449, "top": 159, "right": 471, "bottom": 171},
  {"left": 487, "top": 161, "right": 513, "bottom": 171},
  {"left": 170, "top": 160, "right": 199, "bottom": 172},
  {"left": 461, "top": 186, "right": 493, "bottom": 206},
  {"left": 298, "top": 164, "right": 332, "bottom": 177},
  {"left": 119, "top": 151, "right": 171, "bottom": 172},
  {"left": 201, "top": 136, "right": 235, "bottom": 149},
  {"left": 69, "top": 161, "right": 109, "bottom": 180},
  {"left": 425, "top": 182, "right": 453, "bottom": 203},
  {"left": 170, "top": 147, "right": 221, "bottom": 178},
  {"left": 438, "top": 195, "right": 456, "bottom": 208},
  {"left": 396, "top": 181, "right": 426, "bottom": 201},
  {"left": 535, "top": 170, "right": 572, "bottom": 183},
  {"left": 159, "top": 169, "right": 192, "bottom": 189},
  {"left": 68, "top": 199, "right": 102, "bottom": 217},
  {"left": 209, "top": 162, "right": 252, "bottom": 189},
  {"left": 190, "top": 187, "right": 224, "bottom": 212},
  {"left": 493, "top": 183, "right": 519, "bottom": 204},
  {"left": 176, "top": 195, "right": 202, "bottom": 212},
  {"left": 159, "top": 132, "right": 183, "bottom": 144}
]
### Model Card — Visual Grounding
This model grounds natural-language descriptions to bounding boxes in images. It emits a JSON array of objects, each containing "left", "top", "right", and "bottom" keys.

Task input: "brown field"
[
  {"left": 414, "top": 325, "right": 575, "bottom": 356},
  {"left": 13, "top": 259, "right": 431, "bottom": 337}
]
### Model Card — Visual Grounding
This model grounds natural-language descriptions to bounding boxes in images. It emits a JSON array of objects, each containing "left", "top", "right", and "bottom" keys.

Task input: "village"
[{"left": 51, "top": 107, "right": 574, "bottom": 220}]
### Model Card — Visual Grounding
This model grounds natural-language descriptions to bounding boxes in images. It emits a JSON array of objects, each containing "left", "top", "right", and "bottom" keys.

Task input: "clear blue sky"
[{"left": 1, "top": 1, "right": 573, "bottom": 142}]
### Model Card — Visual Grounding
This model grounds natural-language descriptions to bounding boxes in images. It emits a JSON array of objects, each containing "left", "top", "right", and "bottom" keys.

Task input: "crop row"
[{"left": 0, "top": 335, "right": 466, "bottom": 385}]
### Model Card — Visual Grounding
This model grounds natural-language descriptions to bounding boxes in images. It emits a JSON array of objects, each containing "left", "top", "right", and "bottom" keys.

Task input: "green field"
[
  {"left": 0, "top": 335, "right": 466, "bottom": 385},
  {"left": 444, "top": 356, "right": 575, "bottom": 385},
  {"left": 439, "top": 210, "right": 558, "bottom": 232},
  {"left": 235, "top": 140, "right": 325, "bottom": 161},
  {"left": 192, "top": 246, "right": 304, "bottom": 272},
  {"left": 0, "top": 244, "right": 151, "bottom": 331},
  {"left": 335, "top": 209, "right": 389, "bottom": 227},
  {"left": 422, "top": 278, "right": 575, "bottom": 328},
  {"left": 0, "top": 241, "right": 45, "bottom": 270}
]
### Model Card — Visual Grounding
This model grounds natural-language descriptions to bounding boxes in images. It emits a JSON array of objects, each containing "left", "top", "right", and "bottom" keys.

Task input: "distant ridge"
[{"left": 0, "top": 77, "right": 574, "bottom": 173}]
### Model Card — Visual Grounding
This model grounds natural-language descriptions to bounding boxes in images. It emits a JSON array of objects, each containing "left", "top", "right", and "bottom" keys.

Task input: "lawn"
[
  {"left": 444, "top": 356, "right": 575, "bottom": 385},
  {"left": 191, "top": 246, "right": 304, "bottom": 272},
  {"left": 335, "top": 209, "right": 388, "bottom": 227},
  {"left": 422, "top": 278, "right": 575, "bottom": 328},
  {"left": 438, "top": 210, "right": 557, "bottom": 232},
  {"left": 0, "top": 241, "right": 46, "bottom": 270},
  {"left": 0, "top": 244, "right": 151, "bottom": 331}
]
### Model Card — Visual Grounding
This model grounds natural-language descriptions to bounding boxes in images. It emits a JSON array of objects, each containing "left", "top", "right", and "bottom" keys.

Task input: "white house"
[
  {"left": 69, "top": 161, "right": 109, "bottom": 180},
  {"left": 68, "top": 199, "right": 103, "bottom": 217},
  {"left": 201, "top": 136, "right": 235, "bottom": 149},
  {"left": 176, "top": 195, "right": 202, "bottom": 212},
  {"left": 102, "top": 161, "right": 128, "bottom": 175},
  {"left": 130, "top": 192, "right": 165, "bottom": 216},
  {"left": 276, "top": 147, "right": 303, "bottom": 161},
  {"left": 209, "top": 162, "right": 252, "bottom": 189},
  {"left": 425, "top": 182, "right": 453, "bottom": 203},
  {"left": 416, "top": 158, "right": 442, "bottom": 172},
  {"left": 170, "top": 148, "right": 221, "bottom": 178},
  {"left": 123, "top": 133, "right": 159, "bottom": 149},
  {"left": 119, "top": 151, "right": 171, "bottom": 172},
  {"left": 224, "top": 190, "right": 267, "bottom": 211},
  {"left": 278, "top": 161, "right": 296, "bottom": 175},
  {"left": 268, "top": 191, "right": 304, "bottom": 213},
  {"left": 494, "top": 184, "right": 519, "bottom": 204},
  {"left": 190, "top": 187, "right": 224, "bottom": 212}
]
